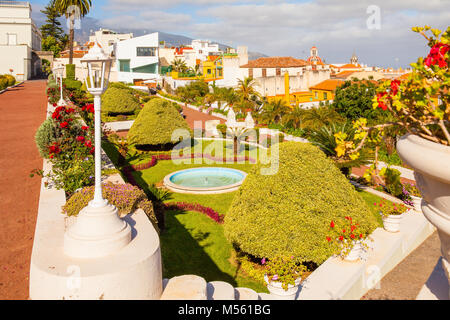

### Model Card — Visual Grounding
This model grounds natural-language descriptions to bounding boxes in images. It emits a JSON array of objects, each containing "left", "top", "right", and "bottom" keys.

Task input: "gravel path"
[{"left": 0, "top": 80, "right": 47, "bottom": 300}]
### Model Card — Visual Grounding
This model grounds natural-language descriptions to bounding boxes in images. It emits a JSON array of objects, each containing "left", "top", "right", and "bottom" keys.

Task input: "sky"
[{"left": 30, "top": 0, "right": 450, "bottom": 68}]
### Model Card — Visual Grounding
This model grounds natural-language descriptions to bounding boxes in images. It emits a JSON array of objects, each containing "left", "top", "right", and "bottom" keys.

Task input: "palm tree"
[
  {"left": 171, "top": 58, "right": 188, "bottom": 73},
  {"left": 222, "top": 87, "right": 239, "bottom": 110},
  {"left": 260, "top": 99, "right": 290, "bottom": 125},
  {"left": 283, "top": 105, "right": 305, "bottom": 129},
  {"left": 300, "top": 106, "right": 343, "bottom": 130},
  {"left": 235, "top": 77, "right": 261, "bottom": 114},
  {"left": 54, "top": 0, "right": 92, "bottom": 65}
]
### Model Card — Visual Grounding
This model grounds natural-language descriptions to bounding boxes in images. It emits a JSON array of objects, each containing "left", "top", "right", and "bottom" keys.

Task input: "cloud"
[{"left": 97, "top": 0, "right": 450, "bottom": 67}]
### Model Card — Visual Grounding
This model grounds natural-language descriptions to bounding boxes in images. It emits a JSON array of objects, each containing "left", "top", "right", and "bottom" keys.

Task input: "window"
[
  {"left": 119, "top": 60, "right": 130, "bottom": 72},
  {"left": 249, "top": 68, "right": 253, "bottom": 78},
  {"left": 262, "top": 68, "right": 267, "bottom": 77},
  {"left": 314, "top": 91, "right": 318, "bottom": 99},
  {"left": 7, "top": 34, "right": 17, "bottom": 45},
  {"left": 276, "top": 68, "right": 281, "bottom": 76},
  {"left": 324, "top": 92, "right": 328, "bottom": 100},
  {"left": 207, "top": 69, "right": 212, "bottom": 75},
  {"left": 136, "top": 47, "right": 156, "bottom": 56}
]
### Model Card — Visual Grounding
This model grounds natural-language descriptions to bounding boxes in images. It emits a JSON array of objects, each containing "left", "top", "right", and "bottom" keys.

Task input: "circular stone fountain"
[{"left": 163, "top": 167, "right": 247, "bottom": 194}]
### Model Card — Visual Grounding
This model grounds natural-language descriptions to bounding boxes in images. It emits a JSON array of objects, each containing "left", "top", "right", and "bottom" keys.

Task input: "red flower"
[
  {"left": 90, "top": 148, "right": 95, "bottom": 154},
  {"left": 342, "top": 229, "right": 346, "bottom": 233},
  {"left": 85, "top": 140, "right": 92, "bottom": 148},
  {"left": 76, "top": 136, "right": 85, "bottom": 142},
  {"left": 350, "top": 234, "right": 355, "bottom": 239},
  {"left": 360, "top": 234, "right": 364, "bottom": 239},
  {"left": 81, "top": 126, "right": 89, "bottom": 131},
  {"left": 424, "top": 43, "right": 449, "bottom": 68},
  {"left": 390, "top": 80, "right": 401, "bottom": 96},
  {"left": 377, "top": 92, "right": 388, "bottom": 111},
  {"left": 351, "top": 225, "right": 356, "bottom": 232},
  {"left": 326, "top": 237, "right": 332, "bottom": 242},
  {"left": 60, "top": 122, "right": 69, "bottom": 128},
  {"left": 330, "top": 221, "right": 335, "bottom": 228},
  {"left": 339, "top": 236, "right": 344, "bottom": 241}
]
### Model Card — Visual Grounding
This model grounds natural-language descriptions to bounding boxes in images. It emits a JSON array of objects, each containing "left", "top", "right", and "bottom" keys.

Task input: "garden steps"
[{"left": 207, "top": 281, "right": 235, "bottom": 300}]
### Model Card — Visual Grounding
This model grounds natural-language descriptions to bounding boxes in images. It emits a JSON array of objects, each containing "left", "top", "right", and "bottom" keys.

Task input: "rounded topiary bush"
[
  {"left": 224, "top": 142, "right": 378, "bottom": 265},
  {"left": 3, "top": 74, "right": 15, "bottom": 87},
  {"left": 101, "top": 87, "right": 140, "bottom": 116},
  {"left": 0, "top": 77, "right": 8, "bottom": 90},
  {"left": 35, "top": 119, "right": 59, "bottom": 158},
  {"left": 128, "top": 98, "right": 190, "bottom": 150}
]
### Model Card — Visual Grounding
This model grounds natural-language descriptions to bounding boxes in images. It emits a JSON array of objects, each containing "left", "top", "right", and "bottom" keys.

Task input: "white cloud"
[{"left": 98, "top": 0, "right": 450, "bottom": 67}]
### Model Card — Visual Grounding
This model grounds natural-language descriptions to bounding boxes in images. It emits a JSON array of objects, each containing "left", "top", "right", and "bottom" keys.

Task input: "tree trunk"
[{"left": 69, "top": 13, "right": 75, "bottom": 65}]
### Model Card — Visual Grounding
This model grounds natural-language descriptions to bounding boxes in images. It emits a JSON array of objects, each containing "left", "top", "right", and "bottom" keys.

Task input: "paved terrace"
[{"left": 0, "top": 80, "right": 47, "bottom": 299}]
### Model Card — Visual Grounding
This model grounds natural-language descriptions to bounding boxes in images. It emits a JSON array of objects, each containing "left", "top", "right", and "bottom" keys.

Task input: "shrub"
[
  {"left": 224, "top": 142, "right": 378, "bottom": 265},
  {"left": 0, "top": 77, "right": 7, "bottom": 90},
  {"left": 63, "top": 79, "right": 82, "bottom": 90},
  {"left": 66, "top": 64, "right": 75, "bottom": 80},
  {"left": 35, "top": 119, "right": 59, "bottom": 158},
  {"left": 380, "top": 167, "right": 403, "bottom": 197},
  {"left": 217, "top": 124, "right": 227, "bottom": 136},
  {"left": 128, "top": 98, "right": 190, "bottom": 149},
  {"left": 3, "top": 74, "right": 15, "bottom": 87},
  {"left": 101, "top": 87, "right": 140, "bottom": 115},
  {"left": 62, "top": 182, "right": 159, "bottom": 233}
]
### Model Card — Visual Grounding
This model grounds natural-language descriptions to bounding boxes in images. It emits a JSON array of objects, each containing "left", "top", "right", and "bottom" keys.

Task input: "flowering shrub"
[
  {"left": 333, "top": 26, "right": 450, "bottom": 163},
  {"left": 374, "top": 200, "right": 408, "bottom": 218},
  {"left": 164, "top": 202, "right": 224, "bottom": 224},
  {"left": 33, "top": 103, "right": 96, "bottom": 196},
  {"left": 62, "top": 182, "right": 159, "bottom": 232},
  {"left": 326, "top": 216, "right": 372, "bottom": 258},
  {"left": 404, "top": 183, "right": 421, "bottom": 197},
  {"left": 262, "top": 256, "right": 307, "bottom": 291}
]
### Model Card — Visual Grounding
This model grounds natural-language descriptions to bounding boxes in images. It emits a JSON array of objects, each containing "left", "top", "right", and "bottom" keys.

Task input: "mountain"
[{"left": 35, "top": 16, "right": 267, "bottom": 60}]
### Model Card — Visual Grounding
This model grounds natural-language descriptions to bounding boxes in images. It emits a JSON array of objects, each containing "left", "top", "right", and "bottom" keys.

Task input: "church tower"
[
  {"left": 307, "top": 46, "right": 323, "bottom": 65},
  {"left": 350, "top": 51, "right": 359, "bottom": 65}
]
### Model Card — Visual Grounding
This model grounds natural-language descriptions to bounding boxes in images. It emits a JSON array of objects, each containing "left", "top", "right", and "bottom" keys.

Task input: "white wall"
[
  {"left": 116, "top": 32, "right": 159, "bottom": 83},
  {"left": 0, "top": 45, "right": 30, "bottom": 80}
]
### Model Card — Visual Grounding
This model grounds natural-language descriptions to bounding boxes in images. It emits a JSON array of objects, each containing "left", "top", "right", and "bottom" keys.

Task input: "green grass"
[{"left": 102, "top": 139, "right": 387, "bottom": 292}]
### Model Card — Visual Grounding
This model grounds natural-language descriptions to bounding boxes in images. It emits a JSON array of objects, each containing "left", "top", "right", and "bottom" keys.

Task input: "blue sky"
[{"left": 30, "top": 0, "right": 450, "bottom": 68}]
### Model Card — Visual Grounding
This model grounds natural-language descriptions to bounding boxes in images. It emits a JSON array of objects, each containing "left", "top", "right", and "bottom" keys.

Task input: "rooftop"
[
  {"left": 309, "top": 79, "right": 345, "bottom": 91},
  {"left": 240, "top": 57, "right": 308, "bottom": 68}
]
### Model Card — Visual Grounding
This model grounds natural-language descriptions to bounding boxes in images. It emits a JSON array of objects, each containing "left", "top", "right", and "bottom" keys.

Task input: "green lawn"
[{"left": 103, "top": 139, "right": 387, "bottom": 292}]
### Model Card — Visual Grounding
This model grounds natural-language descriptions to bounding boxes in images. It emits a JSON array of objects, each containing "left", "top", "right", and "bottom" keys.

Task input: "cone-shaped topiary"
[
  {"left": 128, "top": 98, "right": 190, "bottom": 149},
  {"left": 101, "top": 87, "right": 140, "bottom": 115},
  {"left": 224, "top": 141, "right": 379, "bottom": 265}
]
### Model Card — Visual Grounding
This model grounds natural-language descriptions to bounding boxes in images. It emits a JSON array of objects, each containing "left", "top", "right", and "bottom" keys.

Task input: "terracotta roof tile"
[
  {"left": 240, "top": 57, "right": 307, "bottom": 68},
  {"left": 309, "top": 79, "right": 345, "bottom": 91}
]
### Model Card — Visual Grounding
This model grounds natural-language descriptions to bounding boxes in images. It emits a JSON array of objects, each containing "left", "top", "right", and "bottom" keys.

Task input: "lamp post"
[
  {"left": 64, "top": 43, "right": 131, "bottom": 259},
  {"left": 53, "top": 63, "right": 66, "bottom": 106}
]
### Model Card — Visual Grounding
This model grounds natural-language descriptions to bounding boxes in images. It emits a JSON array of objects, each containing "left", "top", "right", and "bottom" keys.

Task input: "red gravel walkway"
[{"left": 0, "top": 81, "right": 48, "bottom": 300}]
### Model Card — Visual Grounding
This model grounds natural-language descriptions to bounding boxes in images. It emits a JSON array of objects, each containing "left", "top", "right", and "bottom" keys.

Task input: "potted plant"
[
  {"left": 326, "top": 217, "right": 371, "bottom": 262},
  {"left": 331, "top": 26, "right": 450, "bottom": 293},
  {"left": 404, "top": 183, "right": 423, "bottom": 212},
  {"left": 262, "top": 256, "right": 306, "bottom": 300},
  {"left": 376, "top": 200, "right": 408, "bottom": 233}
]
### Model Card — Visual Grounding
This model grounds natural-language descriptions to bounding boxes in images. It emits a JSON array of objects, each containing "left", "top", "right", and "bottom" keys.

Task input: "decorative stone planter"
[
  {"left": 382, "top": 214, "right": 403, "bottom": 233},
  {"left": 342, "top": 241, "right": 364, "bottom": 262},
  {"left": 264, "top": 275, "right": 301, "bottom": 300},
  {"left": 410, "top": 195, "right": 423, "bottom": 212},
  {"left": 397, "top": 134, "right": 450, "bottom": 298}
]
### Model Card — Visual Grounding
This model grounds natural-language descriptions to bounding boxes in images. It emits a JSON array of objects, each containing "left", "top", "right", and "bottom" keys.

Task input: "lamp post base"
[{"left": 64, "top": 202, "right": 131, "bottom": 259}]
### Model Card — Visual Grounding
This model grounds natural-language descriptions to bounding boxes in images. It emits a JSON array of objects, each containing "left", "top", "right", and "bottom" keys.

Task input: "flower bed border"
[{"left": 164, "top": 202, "right": 224, "bottom": 224}]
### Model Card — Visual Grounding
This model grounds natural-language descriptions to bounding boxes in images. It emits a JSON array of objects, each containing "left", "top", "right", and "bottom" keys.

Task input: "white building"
[
  {"left": 89, "top": 28, "right": 133, "bottom": 57},
  {"left": 0, "top": 1, "right": 42, "bottom": 80},
  {"left": 115, "top": 32, "right": 159, "bottom": 84},
  {"left": 239, "top": 56, "right": 331, "bottom": 97},
  {"left": 191, "top": 39, "right": 220, "bottom": 61}
]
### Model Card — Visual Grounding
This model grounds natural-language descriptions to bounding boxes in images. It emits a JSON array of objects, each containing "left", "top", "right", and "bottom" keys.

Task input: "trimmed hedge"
[
  {"left": 63, "top": 78, "right": 82, "bottom": 90},
  {"left": 128, "top": 98, "right": 190, "bottom": 148},
  {"left": 224, "top": 142, "right": 378, "bottom": 265},
  {"left": 101, "top": 87, "right": 140, "bottom": 115},
  {"left": 66, "top": 64, "right": 75, "bottom": 80},
  {"left": 0, "top": 77, "right": 8, "bottom": 91}
]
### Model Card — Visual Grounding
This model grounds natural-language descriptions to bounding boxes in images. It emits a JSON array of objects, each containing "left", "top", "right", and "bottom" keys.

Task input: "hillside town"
[{"left": 0, "top": 0, "right": 449, "bottom": 306}]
